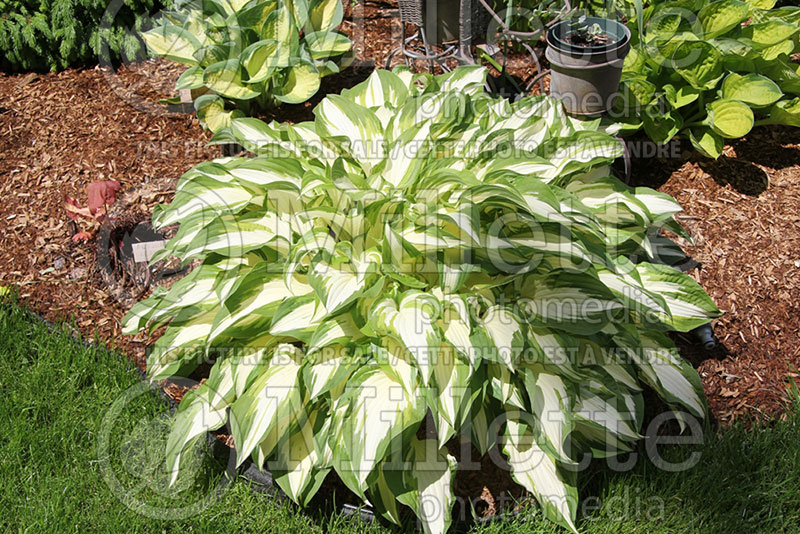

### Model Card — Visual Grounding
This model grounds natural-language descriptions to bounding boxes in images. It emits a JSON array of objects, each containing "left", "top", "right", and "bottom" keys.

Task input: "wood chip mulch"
[{"left": 1, "top": 2, "right": 799, "bottom": 432}]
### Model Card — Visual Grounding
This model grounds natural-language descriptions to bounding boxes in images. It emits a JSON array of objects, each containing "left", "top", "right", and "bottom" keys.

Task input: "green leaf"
[
  {"left": 303, "top": 31, "right": 352, "bottom": 60},
  {"left": 636, "top": 262, "right": 722, "bottom": 331},
  {"left": 698, "top": 0, "right": 749, "bottom": 39},
  {"left": 721, "top": 73, "right": 783, "bottom": 107},
  {"left": 671, "top": 40, "right": 724, "bottom": 90},
  {"left": 241, "top": 39, "right": 286, "bottom": 83},
  {"left": 706, "top": 98, "right": 754, "bottom": 138},
  {"left": 195, "top": 94, "right": 245, "bottom": 132},
  {"left": 662, "top": 84, "right": 701, "bottom": 109},
  {"left": 175, "top": 66, "right": 205, "bottom": 89},
  {"left": 332, "top": 366, "right": 424, "bottom": 493},
  {"left": 768, "top": 98, "right": 800, "bottom": 127},
  {"left": 142, "top": 25, "right": 202, "bottom": 65},
  {"left": 166, "top": 358, "right": 235, "bottom": 485},
  {"left": 274, "top": 60, "right": 321, "bottom": 104},
  {"left": 503, "top": 417, "right": 578, "bottom": 533},
  {"left": 307, "top": 0, "right": 344, "bottom": 32},
  {"left": 688, "top": 127, "right": 724, "bottom": 159},
  {"left": 642, "top": 106, "right": 683, "bottom": 144},
  {"left": 203, "top": 59, "right": 261, "bottom": 100},
  {"left": 740, "top": 20, "right": 799, "bottom": 48},
  {"left": 395, "top": 438, "right": 458, "bottom": 534}
]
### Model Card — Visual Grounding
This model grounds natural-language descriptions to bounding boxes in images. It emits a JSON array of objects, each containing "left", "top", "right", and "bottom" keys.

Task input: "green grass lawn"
[{"left": 1, "top": 300, "right": 798, "bottom": 533}]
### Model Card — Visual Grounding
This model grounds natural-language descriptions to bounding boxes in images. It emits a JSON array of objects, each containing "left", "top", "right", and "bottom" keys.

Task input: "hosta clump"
[
  {"left": 123, "top": 66, "right": 720, "bottom": 533},
  {"left": 142, "top": 0, "right": 352, "bottom": 131},
  {"left": 615, "top": 0, "right": 800, "bottom": 157}
]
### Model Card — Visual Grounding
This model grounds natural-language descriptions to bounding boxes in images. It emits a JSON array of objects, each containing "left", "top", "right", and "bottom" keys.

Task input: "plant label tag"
[{"left": 132, "top": 240, "right": 168, "bottom": 263}]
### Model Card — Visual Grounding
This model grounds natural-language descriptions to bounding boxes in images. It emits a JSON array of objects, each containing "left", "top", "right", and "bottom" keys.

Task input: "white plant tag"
[{"left": 132, "top": 240, "right": 168, "bottom": 263}]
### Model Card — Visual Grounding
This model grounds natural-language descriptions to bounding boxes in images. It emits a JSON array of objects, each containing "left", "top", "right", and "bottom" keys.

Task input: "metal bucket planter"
[{"left": 545, "top": 17, "right": 631, "bottom": 116}]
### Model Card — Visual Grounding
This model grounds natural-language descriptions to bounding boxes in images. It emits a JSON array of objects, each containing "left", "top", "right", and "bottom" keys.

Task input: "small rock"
[
  {"left": 70, "top": 267, "right": 86, "bottom": 280},
  {"left": 54, "top": 257, "right": 66, "bottom": 270}
]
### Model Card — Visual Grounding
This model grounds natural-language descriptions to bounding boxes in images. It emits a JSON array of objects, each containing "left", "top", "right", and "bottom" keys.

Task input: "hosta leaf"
[
  {"left": 307, "top": 0, "right": 343, "bottom": 32},
  {"left": 302, "top": 344, "right": 361, "bottom": 399},
  {"left": 229, "top": 344, "right": 304, "bottom": 465},
  {"left": 476, "top": 306, "right": 525, "bottom": 371},
  {"left": 209, "top": 267, "right": 302, "bottom": 342},
  {"left": 195, "top": 94, "right": 245, "bottom": 132},
  {"left": 332, "top": 366, "right": 424, "bottom": 493},
  {"left": 314, "top": 94, "right": 385, "bottom": 170},
  {"left": 740, "top": 20, "right": 799, "bottom": 48},
  {"left": 269, "top": 293, "right": 328, "bottom": 341},
  {"left": 636, "top": 262, "right": 722, "bottom": 331},
  {"left": 142, "top": 25, "right": 202, "bottom": 65},
  {"left": 768, "top": 98, "right": 800, "bottom": 127},
  {"left": 274, "top": 60, "right": 322, "bottom": 104},
  {"left": 203, "top": 59, "right": 261, "bottom": 100},
  {"left": 373, "top": 292, "right": 442, "bottom": 385},
  {"left": 524, "top": 369, "right": 574, "bottom": 461},
  {"left": 671, "top": 40, "right": 723, "bottom": 90},
  {"left": 520, "top": 271, "right": 622, "bottom": 335},
  {"left": 147, "top": 308, "right": 217, "bottom": 380},
  {"left": 430, "top": 345, "right": 472, "bottom": 447},
  {"left": 342, "top": 68, "right": 410, "bottom": 109},
  {"left": 698, "top": 0, "right": 749, "bottom": 39},
  {"left": 721, "top": 73, "right": 783, "bottom": 107},
  {"left": 635, "top": 332, "right": 707, "bottom": 420},
  {"left": 303, "top": 31, "right": 352, "bottom": 60},
  {"left": 662, "top": 84, "right": 701, "bottom": 109},
  {"left": 268, "top": 409, "right": 330, "bottom": 506},
  {"left": 175, "top": 66, "right": 205, "bottom": 89},
  {"left": 122, "top": 263, "right": 223, "bottom": 334},
  {"left": 707, "top": 99, "right": 754, "bottom": 138},
  {"left": 166, "top": 358, "right": 235, "bottom": 485},
  {"left": 241, "top": 39, "right": 287, "bottom": 83},
  {"left": 503, "top": 417, "right": 578, "bottom": 533},
  {"left": 574, "top": 388, "right": 641, "bottom": 442},
  {"left": 688, "top": 127, "right": 724, "bottom": 159},
  {"left": 642, "top": 107, "right": 683, "bottom": 145},
  {"left": 396, "top": 438, "right": 458, "bottom": 534}
]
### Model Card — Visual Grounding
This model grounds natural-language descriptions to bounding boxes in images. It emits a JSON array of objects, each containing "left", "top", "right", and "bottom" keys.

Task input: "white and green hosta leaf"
[
  {"left": 395, "top": 438, "right": 459, "bottom": 534},
  {"left": 229, "top": 344, "right": 305, "bottom": 465},
  {"left": 635, "top": 332, "right": 707, "bottom": 420},
  {"left": 124, "top": 66, "right": 722, "bottom": 533},
  {"left": 166, "top": 357, "right": 236, "bottom": 485},
  {"left": 503, "top": 416, "right": 579, "bottom": 533},
  {"left": 332, "top": 366, "right": 425, "bottom": 495},
  {"left": 636, "top": 262, "right": 722, "bottom": 331},
  {"left": 268, "top": 408, "right": 331, "bottom": 506},
  {"left": 143, "top": 0, "right": 353, "bottom": 132}
]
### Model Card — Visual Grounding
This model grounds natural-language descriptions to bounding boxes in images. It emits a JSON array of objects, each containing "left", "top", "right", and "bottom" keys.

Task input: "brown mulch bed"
[
  {"left": 629, "top": 130, "right": 800, "bottom": 426},
  {"left": 1, "top": 0, "right": 800, "bottom": 515}
]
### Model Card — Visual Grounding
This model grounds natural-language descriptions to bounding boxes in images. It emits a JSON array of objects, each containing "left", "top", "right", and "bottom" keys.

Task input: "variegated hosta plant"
[
  {"left": 142, "top": 0, "right": 352, "bottom": 132},
  {"left": 123, "top": 66, "right": 720, "bottom": 533}
]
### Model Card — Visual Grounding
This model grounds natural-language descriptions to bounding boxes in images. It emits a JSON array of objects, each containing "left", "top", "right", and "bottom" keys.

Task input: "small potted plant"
[{"left": 545, "top": 15, "right": 631, "bottom": 115}]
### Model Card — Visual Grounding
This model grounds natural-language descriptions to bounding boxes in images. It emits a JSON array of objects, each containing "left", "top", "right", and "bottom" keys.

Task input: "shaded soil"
[{"left": 1, "top": 0, "right": 799, "bottom": 519}]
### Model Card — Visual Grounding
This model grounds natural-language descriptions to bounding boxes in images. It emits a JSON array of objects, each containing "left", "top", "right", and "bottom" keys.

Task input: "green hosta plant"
[
  {"left": 614, "top": 0, "right": 800, "bottom": 157},
  {"left": 123, "top": 66, "right": 720, "bottom": 533},
  {"left": 142, "top": 0, "right": 352, "bottom": 131}
]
